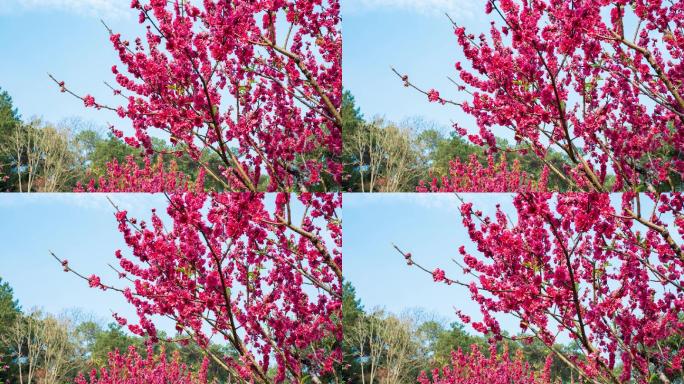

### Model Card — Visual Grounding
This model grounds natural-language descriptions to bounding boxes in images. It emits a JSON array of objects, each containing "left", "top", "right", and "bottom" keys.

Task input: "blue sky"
[
  {"left": 342, "top": 193, "right": 662, "bottom": 342},
  {"left": 0, "top": 193, "right": 327, "bottom": 338},
  {"left": 343, "top": 0, "right": 489, "bottom": 131},
  {"left": 343, "top": 193, "right": 520, "bottom": 333},
  {"left": 0, "top": 193, "right": 172, "bottom": 329},
  {"left": 0, "top": 1, "right": 141, "bottom": 133},
  {"left": 0, "top": 0, "right": 487, "bottom": 135}
]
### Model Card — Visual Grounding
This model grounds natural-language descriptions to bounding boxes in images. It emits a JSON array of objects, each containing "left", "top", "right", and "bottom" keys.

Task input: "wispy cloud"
[
  {"left": 343, "top": 0, "right": 475, "bottom": 18},
  {"left": 0, "top": 193, "right": 165, "bottom": 216},
  {"left": 0, "top": 0, "right": 130, "bottom": 18},
  {"left": 344, "top": 193, "right": 515, "bottom": 220},
  {"left": 344, "top": 193, "right": 461, "bottom": 214}
]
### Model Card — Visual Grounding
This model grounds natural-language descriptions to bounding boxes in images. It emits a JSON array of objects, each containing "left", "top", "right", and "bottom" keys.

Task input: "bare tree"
[
  {"left": 0, "top": 120, "right": 78, "bottom": 192},
  {"left": 344, "top": 119, "right": 421, "bottom": 192},
  {"left": 38, "top": 125, "right": 75, "bottom": 192},
  {"left": 1, "top": 122, "right": 29, "bottom": 192},
  {"left": 349, "top": 309, "right": 385, "bottom": 384},
  {"left": 381, "top": 313, "right": 426, "bottom": 384},
  {"left": 1, "top": 310, "right": 81, "bottom": 384},
  {"left": 3, "top": 311, "right": 41, "bottom": 384},
  {"left": 349, "top": 309, "right": 425, "bottom": 384},
  {"left": 378, "top": 124, "right": 419, "bottom": 193},
  {"left": 345, "top": 123, "right": 378, "bottom": 192}
]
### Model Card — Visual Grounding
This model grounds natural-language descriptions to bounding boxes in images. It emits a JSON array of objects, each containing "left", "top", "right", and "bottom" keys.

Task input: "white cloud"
[
  {"left": 0, "top": 0, "right": 130, "bottom": 18},
  {"left": 343, "top": 193, "right": 516, "bottom": 224},
  {"left": 343, "top": 0, "right": 475, "bottom": 18},
  {"left": 344, "top": 192, "right": 461, "bottom": 214},
  {"left": 0, "top": 193, "right": 165, "bottom": 216},
  {"left": 395, "top": 193, "right": 460, "bottom": 212}
]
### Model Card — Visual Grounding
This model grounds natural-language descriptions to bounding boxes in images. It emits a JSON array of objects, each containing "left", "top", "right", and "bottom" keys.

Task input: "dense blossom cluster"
[
  {"left": 56, "top": 192, "right": 342, "bottom": 383},
  {"left": 402, "top": 192, "right": 684, "bottom": 383},
  {"left": 75, "top": 156, "right": 196, "bottom": 192},
  {"left": 54, "top": 0, "right": 342, "bottom": 192},
  {"left": 403, "top": 0, "right": 684, "bottom": 192},
  {"left": 74, "top": 346, "right": 208, "bottom": 384},
  {"left": 417, "top": 345, "right": 555, "bottom": 384},
  {"left": 417, "top": 154, "right": 547, "bottom": 192}
]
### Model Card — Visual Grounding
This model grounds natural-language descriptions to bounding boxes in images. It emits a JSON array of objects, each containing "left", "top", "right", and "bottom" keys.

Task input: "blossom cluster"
[
  {"left": 57, "top": 192, "right": 342, "bottom": 383},
  {"left": 405, "top": 0, "right": 684, "bottom": 192},
  {"left": 74, "top": 346, "right": 208, "bottom": 384},
  {"left": 75, "top": 156, "right": 197, "bottom": 193},
  {"left": 55, "top": 0, "right": 342, "bottom": 192},
  {"left": 418, "top": 344, "right": 556, "bottom": 384},
  {"left": 417, "top": 154, "right": 547, "bottom": 192},
  {"left": 414, "top": 193, "right": 684, "bottom": 382}
]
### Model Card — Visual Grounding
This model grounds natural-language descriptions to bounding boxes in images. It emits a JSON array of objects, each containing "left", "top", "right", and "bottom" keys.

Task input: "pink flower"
[
  {"left": 432, "top": 268, "right": 446, "bottom": 282},
  {"left": 417, "top": 345, "right": 548, "bottom": 384},
  {"left": 406, "top": 192, "right": 684, "bottom": 383},
  {"left": 83, "top": 95, "right": 96, "bottom": 107},
  {"left": 88, "top": 274, "right": 101, "bottom": 288},
  {"left": 113, "top": 313, "right": 127, "bottom": 326},
  {"left": 55, "top": 0, "right": 342, "bottom": 192},
  {"left": 61, "top": 193, "right": 342, "bottom": 382},
  {"left": 427, "top": 89, "right": 440, "bottom": 102},
  {"left": 455, "top": 309, "right": 471, "bottom": 324}
]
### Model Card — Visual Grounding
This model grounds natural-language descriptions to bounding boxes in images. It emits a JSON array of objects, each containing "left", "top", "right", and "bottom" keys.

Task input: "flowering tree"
[
  {"left": 53, "top": 192, "right": 342, "bottom": 384},
  {"left": 396, "top": 0, "right": 684, "bottom": 192},
  {"left": 51, "top": 0, "right": 342, "bottom": 192},
  {"left": 417, "top": 344, "right": 556, "bottom": 384},
  {"left": 74, "top": 346, "right": 208, "bottom": 384},
  {"left": 416, "top": 154, "right": 548, "bottom": 192},
  {"left": 75, "top": 156, "right": 194, "bottom": 192},
  {"left": 398, "top": 192, "right": 684, "bottom": 383},
  {"left": 0, "top": 356, "right": 6, "bottom": 384}
]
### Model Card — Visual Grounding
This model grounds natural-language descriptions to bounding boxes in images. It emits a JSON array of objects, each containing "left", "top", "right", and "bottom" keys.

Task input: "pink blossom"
[
  {"left": 418, "top": 344, "right": 552, "bottom": 384},
  {"left": 427, "top": 89, "right": 440, "bottom": 102},
  {"left": 432, "top": 268, "right": 446, "bottom": 282},
  {"left": 87, "top": 274, "right": 101, "bottom": 288},
  {"left": 55, "top": 0, "right": 342, "bottom": 192},
  {"left": 74, "top": 346, "right": 206, "bottom": 384},
  {"left": 405, "top": 0, "right": 684, "bottom": 192},
  {"left": 403, "top": 192, "right": 684, "bottom": 382},
  {"left": 83, "top": 95, "right": 95, "bottom": 107},
  {"left": 57, "top": 192, "right": 342, "bottom": 382}
]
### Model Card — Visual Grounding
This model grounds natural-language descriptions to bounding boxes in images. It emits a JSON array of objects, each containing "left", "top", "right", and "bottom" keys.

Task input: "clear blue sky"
[
  {"left": 0, "top": 2, "right": 143, "bottom": 133},
  {"left": 0, "top": 193, "right": 171, "bottom": 329},
  {"left": 342, "top": 0, "right": 490, "bottom": 130}
]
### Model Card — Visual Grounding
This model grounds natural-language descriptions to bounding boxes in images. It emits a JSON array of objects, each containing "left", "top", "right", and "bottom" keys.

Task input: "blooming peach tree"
[
  {"left": 416, "top": 154, "right": 548, "bottom": 192},
  {"left": 75, "top": 156, "right": 194, "bottom": 193},
  {"left": 75, "top": 346, "right": 208, "bottom": 384},
  {"left": 397, "top": 0, "right": 684, "bottom": 192},
  {"left": 418, "top": 344, "right": 557, "bottom": 384},
  {"left": 398, "top": 192, "right": 684, "bottom": 383},
  {"left": 0, "top": 356, "right": 6, "bottom": 384},
  {"left": 54, "top": 192, "right": 342, "bottom": 384},
  {"left": 52, "top": 0, "right": 342, "bottom": 192}
]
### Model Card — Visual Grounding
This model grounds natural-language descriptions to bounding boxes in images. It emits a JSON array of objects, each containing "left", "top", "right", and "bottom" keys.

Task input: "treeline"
[
  {"left": 0, "top": 87, "right": 224, "bottom": 192},
  {"left": 0, "top": 278, "right": 233, "bottom": 384},
  {"left": 341, "top": 91, "right": 572, "bottom": 192},
  {"left": 1, "top": 86, "right": 576, "bottom": 193},
  {"left": 341, "top": 282, "right": 582, "bottom": 383}
]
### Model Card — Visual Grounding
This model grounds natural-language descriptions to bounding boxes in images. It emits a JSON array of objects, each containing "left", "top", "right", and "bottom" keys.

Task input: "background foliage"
[
  {"left": 0, "top": 86, "right": 223, "bottom": 192},
  {"left": 341, "top": 90, "right": 572, "bottom": 192}
]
